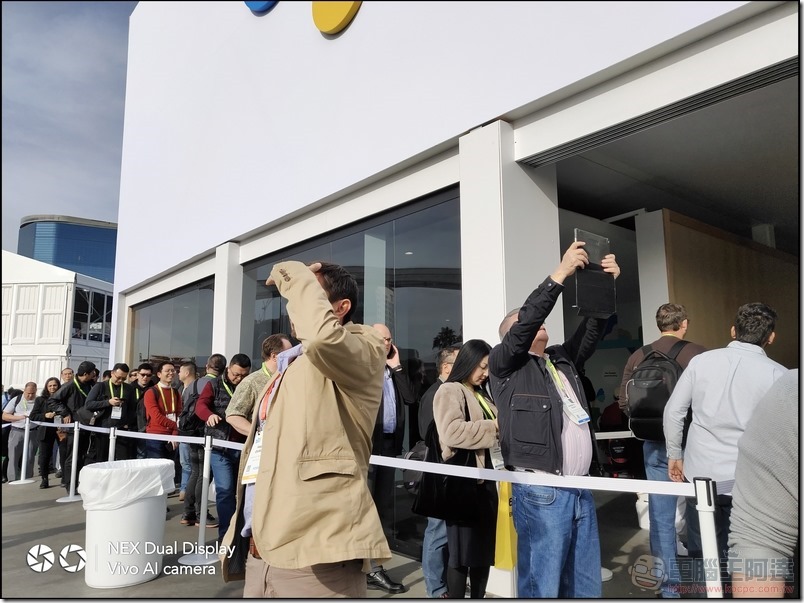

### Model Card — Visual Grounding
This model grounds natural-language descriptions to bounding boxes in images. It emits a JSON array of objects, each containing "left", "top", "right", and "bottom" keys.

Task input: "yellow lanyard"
[
  {"left": 108, "top": 381, "right": 123, "bottom": 399},
  {"left": 73, "top": 377, "right": 88, "bottom": 399},
  {"left": 544, "top": 356, "right": 569, "bottom": 397},
  {"left": 222, "top": 380, "right": 234, "bottom": 398},
  {"left": 261, "top": 363, "right": 272, "bottom": 378},
  {"left": 157, "top": 386, "right": 176, "bottom": 414},
  {"left": 468, "top": 386, "right": 495, "bottom": 420}
]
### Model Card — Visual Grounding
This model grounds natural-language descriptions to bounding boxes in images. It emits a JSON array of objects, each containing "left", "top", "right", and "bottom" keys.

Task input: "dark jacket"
[
  {"left": 85, "top": 381, "right": 137, "bottom": 430},
  {"left": 372, "top": 366, "right": 415, "bottom": 456},
  {"left": 49, "top": 379, "right": 94, "bottom": 421},
  {"left": 489, "top": 276, "right": 605, "bottom": 475},
  {"left": 30, "top": 396, "right": 56, "bottom": 442},
  {"left": 195, "top": 376, "right": 245, "bottom": 444},
  {"left": 417, "top": 378, "right": 445, "bottom": 437},
  {"left": 133, "top": 383, "right": 150, "bottom": 432}
]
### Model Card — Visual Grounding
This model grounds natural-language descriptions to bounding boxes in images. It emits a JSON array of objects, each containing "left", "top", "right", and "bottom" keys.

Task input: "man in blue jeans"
[
  {"left": 489, "top": 242, "right": 620, "bottom": 598},
  {"left": 619, "top": 303, "right": 706, "bottom": 598},
  {"left": 417, "top": 346, "right": 460, "bottom": 598},
  {"left": 195, "top": 353, "right": 252, "bottom": 541}
]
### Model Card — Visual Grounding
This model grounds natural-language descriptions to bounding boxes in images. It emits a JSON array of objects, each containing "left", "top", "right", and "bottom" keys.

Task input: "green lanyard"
[
  {"left": 261, "top": 363, "right": 272, "bottom": 378},
  {"left": 222, "top": 380, "right": 234, "bottom": 398}
]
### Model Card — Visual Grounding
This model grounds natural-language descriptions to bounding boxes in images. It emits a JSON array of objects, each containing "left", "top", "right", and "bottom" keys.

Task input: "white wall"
[{"left": 117, "top": 1, "right": 757, "bottom": 292}]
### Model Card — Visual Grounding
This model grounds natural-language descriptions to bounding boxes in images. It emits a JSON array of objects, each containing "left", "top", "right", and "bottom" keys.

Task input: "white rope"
[{"left": 369, "top": 454, "right": 696, "bottom": 497}]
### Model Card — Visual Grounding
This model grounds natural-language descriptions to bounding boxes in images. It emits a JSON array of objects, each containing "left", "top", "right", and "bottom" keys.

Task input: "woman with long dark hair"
[
  {"left": 29, "top": 377, "right": 61, "bottom": 488},
  {"left": 433, "top": 339, "right": 499, "bottom": 598}
]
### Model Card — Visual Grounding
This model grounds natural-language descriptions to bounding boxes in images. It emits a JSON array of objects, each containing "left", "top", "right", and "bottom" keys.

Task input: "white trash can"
[{"left": 80, "top": 458, "right": 175, "bottom": 588}]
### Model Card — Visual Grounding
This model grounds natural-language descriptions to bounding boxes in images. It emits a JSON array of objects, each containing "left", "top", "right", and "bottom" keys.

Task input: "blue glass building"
[{"left": 17, "top": 215, "right": 117, "bottom": 282}]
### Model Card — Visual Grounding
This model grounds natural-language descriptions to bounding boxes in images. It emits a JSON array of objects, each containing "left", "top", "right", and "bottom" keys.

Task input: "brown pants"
[{"left": 243, "top": 554, "right": 366, "bottom": 598}]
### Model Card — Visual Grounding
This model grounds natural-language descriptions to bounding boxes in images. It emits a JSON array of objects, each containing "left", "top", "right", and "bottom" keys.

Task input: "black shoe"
[
  {"left": 367, "top": 569, "right": 406, "bottom": 594},
  {"left": 40, "top": 479, "right": 49, "bottom": 489},
  {"left": 55, "top": 470, "right": 62, "bottom": 479}
]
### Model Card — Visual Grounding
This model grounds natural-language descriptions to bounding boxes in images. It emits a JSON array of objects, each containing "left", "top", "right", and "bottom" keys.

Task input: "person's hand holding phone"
[{"left": 386, "top": 343, "right": 401, "bottom": 368}]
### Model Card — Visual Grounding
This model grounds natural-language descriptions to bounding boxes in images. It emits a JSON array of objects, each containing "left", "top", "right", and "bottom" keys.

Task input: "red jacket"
[{"left": 144, "top": 384, "right": 182, "bottom": 435}]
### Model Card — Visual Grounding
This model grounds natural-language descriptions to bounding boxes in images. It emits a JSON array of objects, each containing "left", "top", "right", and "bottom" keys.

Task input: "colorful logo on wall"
[{"left": 244, "top": 1, "right": 362, "bottom": 35}]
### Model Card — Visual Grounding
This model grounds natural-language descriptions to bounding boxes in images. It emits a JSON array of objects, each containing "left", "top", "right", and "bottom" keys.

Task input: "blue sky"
[{"left": 1, "top": 1, "right": 138, "bottom": 253}]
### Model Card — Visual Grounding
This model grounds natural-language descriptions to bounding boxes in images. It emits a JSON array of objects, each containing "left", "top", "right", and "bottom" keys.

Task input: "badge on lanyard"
[
  {"left": 166, "top": 413, "right": 177, "bottom": 423},
  {"left": 111, "top": 405, "right": 123, "bottom": 420},
  {"left": 562, "top": 396, "right": 590, "bottom": 425},
  {"left": 241, "top": 430, "right": 264, "bottom": 485},
  {"left": 490, "top": 439, "right": 506, "bottom": 470}
]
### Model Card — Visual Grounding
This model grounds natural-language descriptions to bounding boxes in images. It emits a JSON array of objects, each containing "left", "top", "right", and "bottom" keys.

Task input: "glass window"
[
  {"left": 240, "top": 187, "right": 461, "bottom": 559},
  {"left": 130, "top": 279, "right": 214, "bottom": 368},
  {"left": 89, "top": 291, "right": 105, "bottom": 341},
  {"left": 72, "top": 288, "right": 90, "bottom": 341},
  {"left": 104, "top": 294, "right": 113, "bottom": 343}
]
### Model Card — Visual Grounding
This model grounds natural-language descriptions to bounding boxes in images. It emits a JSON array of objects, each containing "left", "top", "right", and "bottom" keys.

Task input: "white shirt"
[
  {"left": 663, "top": 341, "right": 786, "bottom": 488},
  {"left": 3, "top": 395, "right": 35, "bottom": 429}
]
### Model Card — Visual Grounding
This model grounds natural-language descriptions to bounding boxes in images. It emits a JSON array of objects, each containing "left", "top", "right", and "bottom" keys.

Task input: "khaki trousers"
[{"left": 243, "top": 554, "right": 366, "bottom": 598}]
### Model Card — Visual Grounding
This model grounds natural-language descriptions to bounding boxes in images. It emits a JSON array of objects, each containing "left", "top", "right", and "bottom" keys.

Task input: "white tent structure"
[{"left": 2, "top": 250, "right": 113, "bottom": 388}]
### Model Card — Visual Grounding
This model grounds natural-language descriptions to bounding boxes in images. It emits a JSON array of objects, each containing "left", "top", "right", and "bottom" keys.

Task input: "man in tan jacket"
[{"left": 221, "top": 260, "right": 391, "bottom": 597}]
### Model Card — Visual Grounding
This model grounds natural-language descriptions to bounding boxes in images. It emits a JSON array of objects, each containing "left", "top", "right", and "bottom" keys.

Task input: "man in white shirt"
[
  {"left": 664, "top": 302, "right": 786, "bottom": 594},
  {"left": 2, "top": 382, "right": 38, "bottom": 481}
]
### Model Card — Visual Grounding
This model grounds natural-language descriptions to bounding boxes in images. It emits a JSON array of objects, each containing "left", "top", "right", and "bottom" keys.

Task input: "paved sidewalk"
[{"left": 1, "top": 471, "right": 653, "bottom": 598}]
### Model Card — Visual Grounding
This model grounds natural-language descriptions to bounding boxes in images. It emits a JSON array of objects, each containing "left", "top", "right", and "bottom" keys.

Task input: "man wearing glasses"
[
  {"left": 194, "top": 354, "right": 252, "bottom": 542},
  {"left": 365, "top": 324, "right": 416, "bottom": 594},
  {"left": 417, "top": 344, "right": 461, "bottom": 598},
  {"left": 85, "top": 363, "right": 137, "bottom": 461},
  {"left": 143, "top": 362, "right": 182, "bottom": 460}
]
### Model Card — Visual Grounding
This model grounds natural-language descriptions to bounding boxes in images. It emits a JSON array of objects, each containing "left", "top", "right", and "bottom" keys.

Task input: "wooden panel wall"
[{"left": 664, "top": 210, "right": 798, "bottom": 369}]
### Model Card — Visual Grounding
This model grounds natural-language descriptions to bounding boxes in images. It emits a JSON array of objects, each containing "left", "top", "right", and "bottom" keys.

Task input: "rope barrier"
[{"left": 8, "top": 418, "right": 726, "bottom": 596}]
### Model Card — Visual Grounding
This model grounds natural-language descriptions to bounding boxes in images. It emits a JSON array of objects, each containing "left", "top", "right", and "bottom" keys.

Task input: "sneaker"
[
  {"left": 55, "top": 470, "right": 62, "bottom": 479},
  {"left": 178, "top": 490, "right": 185, "bottom": 502},
  {"left": 205, "top": 513, "right": 219, "bottom": 528},
  {"left": 180, "top": 514, "right": 197, "bottom": 526}
]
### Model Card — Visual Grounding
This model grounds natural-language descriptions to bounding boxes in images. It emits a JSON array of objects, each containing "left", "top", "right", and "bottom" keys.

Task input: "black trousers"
[
  {"left": 368, "top": 435, "right": 398, "bottom": 529},
  {"left": 183, "top": 443, "right": 204, "bottom": 518},
  {"left": 62, "top": 429, "right": 91, "bottom": 486}
]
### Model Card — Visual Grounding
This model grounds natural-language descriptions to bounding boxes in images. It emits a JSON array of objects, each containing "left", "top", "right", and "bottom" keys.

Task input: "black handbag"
[{"left": 411, "top": 399, "right": 485, "bottom": 523}]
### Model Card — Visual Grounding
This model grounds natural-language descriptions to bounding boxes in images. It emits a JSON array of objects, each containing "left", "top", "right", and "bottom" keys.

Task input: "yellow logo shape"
[{"left": 312, "top": 1, "right": 361, "bottom": 35}]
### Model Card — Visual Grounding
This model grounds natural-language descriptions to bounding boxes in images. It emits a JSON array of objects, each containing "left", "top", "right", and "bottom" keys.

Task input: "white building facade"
[{"left": 113, "top": 0, "right": 799, "bottom": 572}]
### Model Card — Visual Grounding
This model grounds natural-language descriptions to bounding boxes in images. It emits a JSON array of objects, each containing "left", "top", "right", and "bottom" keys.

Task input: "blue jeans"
[
  {"left": 179, "top": 443, "right": 191, "bottom": 492},
  {"left": 513, "top": 483, "right": 602, "bottom": 598},
  {"left": 144, "top": 438, "right": 174, "bottom": 460},
  {"left": 643, "top": 440, "right": 681, "bottom": 598},
  {"left": 209, "top": 447, "right": 240, "bottom": 541},
  {"left": 422, "top": 517, "right": 448, "bottom": 597}
]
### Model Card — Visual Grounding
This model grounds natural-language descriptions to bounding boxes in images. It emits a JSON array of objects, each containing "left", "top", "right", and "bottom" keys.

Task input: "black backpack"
[
  {"left": 625, "top": 339, "right": 689, "bottom": 441},
  {"left": 177, "top": 380, "right": 204, "bottom": 437}
]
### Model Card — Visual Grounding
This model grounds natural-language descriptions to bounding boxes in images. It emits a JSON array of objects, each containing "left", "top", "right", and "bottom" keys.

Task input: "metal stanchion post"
[
  {"left": 108, "top": 427, "right": 117, "bottom": 461},
  {"left": 694, "top": 477, "right": 723, "bottom": 598},
  {"left": 9, "top": 417, "right": 36, "bottom": 484},
  {"left": 57, "top": 423, "right": 82, "bottom": 503},
  {"left": 178, "top": 436, "right": 217, "bottom": 565}
]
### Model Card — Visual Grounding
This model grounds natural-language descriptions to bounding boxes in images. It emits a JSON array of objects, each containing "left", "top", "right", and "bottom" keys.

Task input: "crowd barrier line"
[{"left": 9, "top": 417, "right": 726, "bottom": 596}]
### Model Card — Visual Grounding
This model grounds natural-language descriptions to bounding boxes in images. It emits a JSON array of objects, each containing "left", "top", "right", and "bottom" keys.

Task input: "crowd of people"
[{"left": 1, "top": 246, "right": 796, "bottom": 599}]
